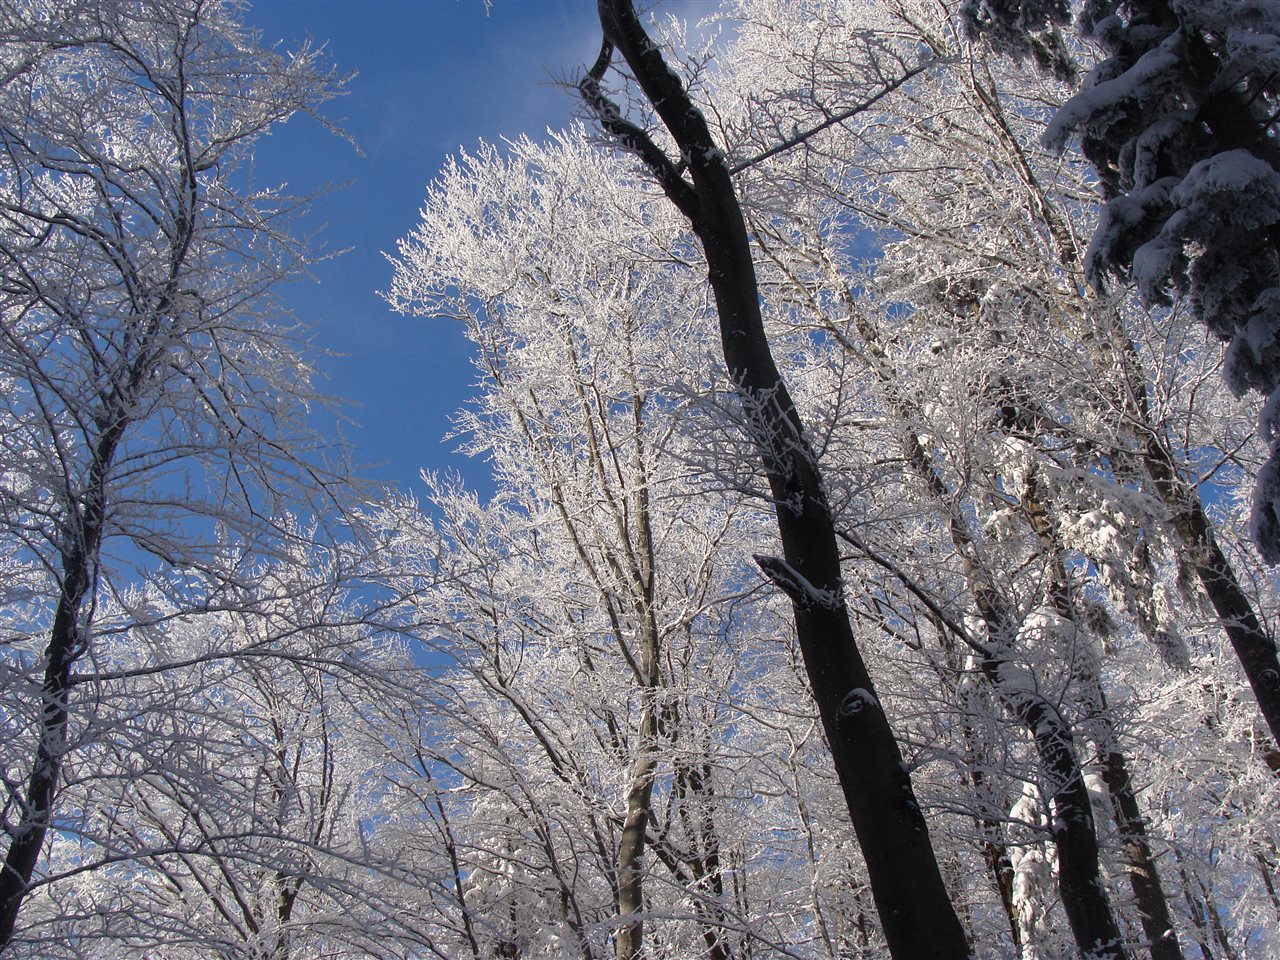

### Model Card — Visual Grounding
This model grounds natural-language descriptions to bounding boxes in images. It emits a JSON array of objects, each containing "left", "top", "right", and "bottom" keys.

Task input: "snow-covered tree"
[
  {"left": 384, "top": 131, "right": 836, "bottom": 959},
  {"left": 0, "top": 0, "right": 347, "bottom": 944},
  {"left": 1047, "top": 0, "right": 1280, "bottom": 747},
  {"left": 962, "top": 1, "right": 1280, "bottom": 585}
]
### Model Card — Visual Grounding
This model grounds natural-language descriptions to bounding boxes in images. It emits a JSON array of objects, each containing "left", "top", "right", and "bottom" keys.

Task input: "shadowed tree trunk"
[
  {"left": 766, "top": 238, "right": 1130, "bottom": 960},
  {"left": 580, "top": 5, "right": 971, "bottom": 958}
]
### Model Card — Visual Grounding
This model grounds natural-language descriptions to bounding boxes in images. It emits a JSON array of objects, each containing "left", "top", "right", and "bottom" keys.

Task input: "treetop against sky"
[
  {"left": 243, "top": 0, "right": 709, "bottom": 495},
  {"left": 3, "top": 1, "right": 1278, "bottom": 956}
]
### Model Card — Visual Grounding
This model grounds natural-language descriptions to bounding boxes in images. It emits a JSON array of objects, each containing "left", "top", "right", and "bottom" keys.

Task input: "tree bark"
[
  {"left": 969, "top": 45, "right": 1280, "bottom": 753},
  {"left": 1022, "top": 472, "right": 1184, "bottom": 960},
  {"left": 0, "top": 556, "right": 87, "bottom": 950},
  {"left": 0, "top": 257, "right": 171, "bottom": 949},
  {"left": 582, "top": 6, "right": 971, "bottom": 958},
  {"left": 0, "top": 416, "right": 122, "bottom": 951},
  {"left": 812, "top": 264, "right": 1129, "bottom": 960}
]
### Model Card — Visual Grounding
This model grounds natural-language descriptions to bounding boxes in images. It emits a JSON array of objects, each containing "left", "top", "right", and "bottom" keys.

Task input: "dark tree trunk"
[
  {"left": 0, "top": 418, "right": 123, "bottom": 952},
  {"left": 582, "top": 6, "right": 970, "bottom": 959},
  {"left": 832, "top": 292, "right": 1129, "bottom": 960},
  {"left": 1005, "top": 680, "right": 1129, "bottom": 959},
  {"left": 1143, "top": 433, "right": 1280, "bottom": 753},
  {"left": 1089, "top": 306, "right": 1280, "bottom": 761},
  {"left": 1022, "top": 473, "right": 1183, "bottom": 960},
  {"left": 0, "top": 555, "right": 86, "bottom": 950}
]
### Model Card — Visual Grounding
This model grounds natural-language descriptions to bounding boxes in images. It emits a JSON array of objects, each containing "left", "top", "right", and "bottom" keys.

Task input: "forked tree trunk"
[{"left": 582, "top": 5, "right": 971, "bottom": 958}]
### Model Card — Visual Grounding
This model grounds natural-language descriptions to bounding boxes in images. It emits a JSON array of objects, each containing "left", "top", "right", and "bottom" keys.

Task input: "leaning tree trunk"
[
  {"left": 0, "top": 552, "right": 91, "bottom": 950},
  {"left": 581, "top": 5, "right": 971, "bottom": 958},
  {"left": 0, "top": 263, "right": 181, "bottom": 950},
  {"left": 795, "top": 251, "right": 1129, "bottom": 960},
  {"left": 964, "top": 49, "right": 1280, "bottom": 755},
  {"left": 1021, "top": 470, "right": 1184, "bottom": 960},
  {"left": 0, "top": 421, "right": 120, "bottom": 950},
  {"left": 1141, "top": 427, "right": 1280, "bottom": 757}
]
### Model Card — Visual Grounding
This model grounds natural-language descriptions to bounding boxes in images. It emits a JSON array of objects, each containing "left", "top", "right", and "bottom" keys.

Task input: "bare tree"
[
  {"left": 576, "top": 4, "right": 971, "bottom": 958},
  {"left": 0, "top": 0, "right": 346, "bottom": 946}
]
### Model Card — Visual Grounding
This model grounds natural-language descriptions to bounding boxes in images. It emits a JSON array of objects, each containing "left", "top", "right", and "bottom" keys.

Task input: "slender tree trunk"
[
  {"left": 782, "top": 731, "right": 839, "bottom": 960},
  {"left": 968, "top": 48, "right": 1280, "bottom": 753},
  {"left": 1084, "top": 303, "right": 1280, "bottom": 756},
  {"left": 1177, "top": 855, "right": 1217, "bottom": 960},
  {"left": 692, "top": 816, "right": 729, "bottom": 960},
  {"left": 0, "top": 551, "right": 87, "bottom": 950},
  {"left": 616, "top": 675, "right": 658, "bottom": 960},
  {"left": 1020, "top": 473, "right": 1184, "bottom": 960},
  {"left": 929, "top": 590, "right": 1022, "bottom": 952},
  {"left": 959, "top": 703, "right": 1023, "bottom": 953},
  {"left": 430, "top": 785, "right": 482, "bottom": 959},
  {"left": 922, "top": 448, "right": 1126, "bottom": 960},
  {"left": 1255, "top": 850, "right": 1280, "bottom": 921},
  {"left": 1175, "top": 849, "right": 1240, "bottom": 960},
  {"left": 0, "top": 417, "right": 123, "bottom": 951},
  {"left": 614, "top": 377, "right": 662, "bottom": 960},
  {"left": 809, "top": 264, "right": 1127, "bottom": 960},
  {"left": 1098, "top": 746, "right": 1182, "bottom": 960},
  {"left": 968, "top": 58, "right": 1258, "bottom": 946},
  {"left": 582, "top": 6, "right": 970, "bottom": 958}
]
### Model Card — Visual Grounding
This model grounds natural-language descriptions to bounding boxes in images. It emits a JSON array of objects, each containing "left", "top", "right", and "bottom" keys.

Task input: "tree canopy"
[{"left": 1, "top": 1, "right": 1277, "bottom": 959}]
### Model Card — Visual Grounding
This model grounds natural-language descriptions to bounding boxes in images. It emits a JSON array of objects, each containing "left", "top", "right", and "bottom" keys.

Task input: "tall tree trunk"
[
  {"left": 803, "top": 257, "right": 1128, "bottom": 960},
  {"left": 427, "top": 779, "right": 482, "bottom": 960},
  {"left": 581, "top": 6, "right": 970, "bottom": 958},
  {"left": 667, "top": 709, "right": 730, "bottom": 960},
  {"left": 0, "top": 550, "right": 88, "bottom": 950},
  {"left": 975, "top": 597, "right": 1130, "bottom": 960},
  {"left": 954, "top": 678, "right": 1024, "bottom": 953},
  {"left": 959, "top": 56, "right": 1252, "bottom": 947},
  {"left": 0, "top": 418, "right": 122, "bottom": 951},
  {"left": 1082, "top": 302, "right": 1280, "bottom": 758},
  {"left": 615, "top": 664, "right": 658, "bottom": 960},
  {"left": 1099, "top": 746, "right": 1182, "bottom": 959},
  {"left": 1021, "top": 473, "right": 1184, "bottom": 960}
]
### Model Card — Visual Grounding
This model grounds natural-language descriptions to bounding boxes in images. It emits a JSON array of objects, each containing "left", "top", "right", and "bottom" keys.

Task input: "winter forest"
[{"left": 1, "top": 0, "right": 1279, "bottom": 957}]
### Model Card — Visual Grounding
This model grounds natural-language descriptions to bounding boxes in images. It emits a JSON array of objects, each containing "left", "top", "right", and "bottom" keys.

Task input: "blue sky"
[{"left": 242, "top": 1, "right": 615, "bottom": 495}]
